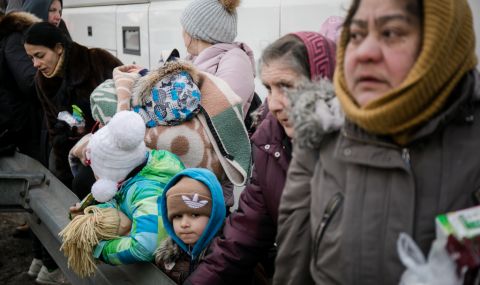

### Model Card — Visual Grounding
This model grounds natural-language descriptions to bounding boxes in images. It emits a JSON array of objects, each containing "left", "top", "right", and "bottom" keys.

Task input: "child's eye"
[
  {"left": 191, "top": 214, "right": 198, "bottom": 218},
  {"left": 172, "top": 215, "right": 182, "bottom": 220}
]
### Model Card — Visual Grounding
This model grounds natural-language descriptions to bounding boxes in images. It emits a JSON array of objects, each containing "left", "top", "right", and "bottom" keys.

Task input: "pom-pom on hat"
[
  {"left": 181, "top": 0, "right": 240, "bottom": 44},
  {"left": 87, "top": 111, "right": 147, "bottom": 202}
]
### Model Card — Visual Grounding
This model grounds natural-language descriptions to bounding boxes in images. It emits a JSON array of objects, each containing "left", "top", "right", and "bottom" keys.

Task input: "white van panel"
[
  {"left": 280, "top": 0, "right": 350, "bottom": 35},
  {"left": 237, "top": 0, "right": 281, "bottom": 56},
  {"left": 62, "top": 6, "right": 117, "bottom": 53},
  {"left": 148, "top": 1, "right": 189, "bottom": 69},
  {"left": 116, "top": 4, "right": 151, "bottom": 67},
  {"left": 237, "top": 0, "right": 281, "bottom": 100},
  {"left": 63, "top": 0, "right": 147, "bottom": 8}
]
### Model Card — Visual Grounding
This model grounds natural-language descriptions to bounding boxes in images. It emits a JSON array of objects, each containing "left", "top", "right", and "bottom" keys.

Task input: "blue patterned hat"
[{"left": 133, "top": 71, "right": 201, "bottom": 127}]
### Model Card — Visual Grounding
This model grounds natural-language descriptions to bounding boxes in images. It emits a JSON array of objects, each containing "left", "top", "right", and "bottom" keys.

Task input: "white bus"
[{"left": 61, "top": 0, "right": 480, "bottom": 98}]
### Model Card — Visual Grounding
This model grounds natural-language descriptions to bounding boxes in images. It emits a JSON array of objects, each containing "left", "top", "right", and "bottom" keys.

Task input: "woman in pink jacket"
[{"left": 180, "top": 0, "right": 255, "bottom": 118}]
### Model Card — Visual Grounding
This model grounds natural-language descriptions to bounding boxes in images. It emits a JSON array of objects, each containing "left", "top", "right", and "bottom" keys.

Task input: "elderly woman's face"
[
  {"left": 344, "top": 0, "right": 422, "bottom": 107},
  {"left": 24, "top": 43, "right": 63, "bottom": 77},
  {"left": 261, "top": 60, "right": 307, "bottom": 138},
  {"left": 48, "top": 0, "right": 62, "bottom": 27}
]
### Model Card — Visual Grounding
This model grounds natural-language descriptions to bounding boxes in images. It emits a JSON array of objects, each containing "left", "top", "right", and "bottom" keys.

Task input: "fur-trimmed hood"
[
  {"left": 155, "top": 237, "right": 183, "bottom": 265},
  {"left": 154, "top": 236, "right": 208, "bottom": 266},
  {"left": 0, "top": 11, "right": 41, "bottom": 38},
  {"left": 287, "top": 80, "right": 344, "bottom": 149},
  {"left": 132, "top": 60, "right": 202, "bottom": 106},
  {"left": 154, "top": 236, "right": 206, "bottom": 284}
]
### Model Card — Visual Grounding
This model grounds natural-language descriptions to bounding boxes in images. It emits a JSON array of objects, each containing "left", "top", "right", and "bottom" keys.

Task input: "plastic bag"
[
  {"left": 57, "top": 105, "right": 85, "bottom": 128},
  {"left": 397, "top": 233, "right": 463, "bottom": 285}
]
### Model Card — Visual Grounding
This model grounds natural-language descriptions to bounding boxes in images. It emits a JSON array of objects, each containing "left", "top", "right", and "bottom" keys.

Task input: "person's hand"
[
  {"left": 68, "top": 203, "right": 83, "bottom": 220},
  {"left": 52, "top": 120, "right": 84, "bottom": 149},
  {"left": 71, "top": 125, "right": 86, "bottom": 137},
  {"left": 69, "top": 133, "right": 92, "bottom": 166},
  {"left": 117, "top": 211, "right": 132, "bottom": 236},
  {"left": 113, "top": 65, "right": 144, "bottom": 111},
  {"left": 52, "top": 120, "right": 71, "bottom": 147}
]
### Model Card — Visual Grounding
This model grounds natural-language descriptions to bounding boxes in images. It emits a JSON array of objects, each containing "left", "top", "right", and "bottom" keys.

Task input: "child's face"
[{"left": 172, "top": 213, "right": 209, "bottom": 245}]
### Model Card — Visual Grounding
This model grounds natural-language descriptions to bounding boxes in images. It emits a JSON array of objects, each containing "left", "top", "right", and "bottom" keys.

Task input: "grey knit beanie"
[{"left": 181, "top": 0, "right": 240, "bottom": 44}]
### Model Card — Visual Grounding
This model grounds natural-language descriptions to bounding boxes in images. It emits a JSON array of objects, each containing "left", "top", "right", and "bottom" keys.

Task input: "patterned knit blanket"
[{"left": 73, "top": 61, "right": 251, "bottom": 188}]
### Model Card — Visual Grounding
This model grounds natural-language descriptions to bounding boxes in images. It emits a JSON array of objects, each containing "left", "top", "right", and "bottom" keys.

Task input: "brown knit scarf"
[{"left": 334, "top": 0, "right": 478, "bottom": 144}]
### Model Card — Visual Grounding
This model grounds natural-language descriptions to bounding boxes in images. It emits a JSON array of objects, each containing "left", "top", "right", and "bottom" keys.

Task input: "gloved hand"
[
  {"left": 113, "top": 64, "right": 143, "bottom": 111},
  {"left": 52, "top": 119, "right": 72, "bottom": 148},
  {"left": 52, "top": 119, "right": 84, "bottom": 148}
]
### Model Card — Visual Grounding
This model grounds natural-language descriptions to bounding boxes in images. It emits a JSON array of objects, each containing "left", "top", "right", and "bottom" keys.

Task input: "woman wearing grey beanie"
[{"left": 181, "top": 0, "right": 256, "bottom": 118}]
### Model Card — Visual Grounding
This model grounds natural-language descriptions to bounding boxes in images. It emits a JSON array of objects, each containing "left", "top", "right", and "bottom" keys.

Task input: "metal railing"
[{"left": 0, "top": 152, "right": 175, "bottom": 285}]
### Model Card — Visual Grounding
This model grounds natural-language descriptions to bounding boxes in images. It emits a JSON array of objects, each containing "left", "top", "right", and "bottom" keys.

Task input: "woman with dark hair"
[
  {"left": 183, "top": 31, "right": 337, "bottom": 285},
  {"left": 1, "top": 0, "right": 73, "bottom": 263},
  {"left": 0, "top": 1, "right": 71, "bottom": 162},
  {"left": 22, "top": 22, "right": 121, "bottom": 284},
  {"left": 24, "top": 22, "right": 122, "bottom": 189},
  {"left": 275, "top": 0, "right": 479, "bottom": 284}
]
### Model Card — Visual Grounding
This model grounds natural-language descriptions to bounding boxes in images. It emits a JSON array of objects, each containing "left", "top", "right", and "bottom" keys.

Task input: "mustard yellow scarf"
[{"left": 334, "top": 0, "right": 477, "bottom": 144}]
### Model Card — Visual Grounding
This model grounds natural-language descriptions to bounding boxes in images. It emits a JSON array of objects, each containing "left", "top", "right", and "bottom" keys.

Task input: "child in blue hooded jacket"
[{"left": 155, "top": 168, "right": 226, "bottom": 284}]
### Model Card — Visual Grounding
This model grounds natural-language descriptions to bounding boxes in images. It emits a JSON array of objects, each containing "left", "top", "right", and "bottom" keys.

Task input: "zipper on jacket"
[{"left": 313, "top": 192, "right": 344, "bottom": 263}]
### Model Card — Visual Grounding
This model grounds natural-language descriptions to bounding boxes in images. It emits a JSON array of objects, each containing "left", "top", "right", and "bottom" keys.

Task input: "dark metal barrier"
[{"left": 0, "top": 152, "right": 175, "bottom": 285}]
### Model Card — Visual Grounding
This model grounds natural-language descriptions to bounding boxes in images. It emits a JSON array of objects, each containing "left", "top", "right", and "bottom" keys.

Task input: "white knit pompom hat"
[{"left": 87, "top": 111, "right": 147, "bottom": 202}]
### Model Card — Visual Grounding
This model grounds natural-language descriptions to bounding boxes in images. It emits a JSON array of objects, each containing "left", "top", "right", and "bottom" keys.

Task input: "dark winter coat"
[
  {"left": 185, "top": 112, "right": 291, "bottom": 284},
  {"left": 0, "top": 11, "right": 42, "bottom": 157},
  {"left": 35, "top": 42, "right": 122, "bottom": 186},
  {"left": 274, "top": 70, "right": 480, "bottom": 285}
]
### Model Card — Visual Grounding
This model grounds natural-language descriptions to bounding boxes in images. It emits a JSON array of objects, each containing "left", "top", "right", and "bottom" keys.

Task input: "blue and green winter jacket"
[{"left": 93, "top": 149, "right": 185, "bottom": 265}]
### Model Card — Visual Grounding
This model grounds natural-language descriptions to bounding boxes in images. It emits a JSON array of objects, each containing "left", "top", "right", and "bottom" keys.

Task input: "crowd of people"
[{"left": 0, "top": 0, "right": 479, "bottom": 284}]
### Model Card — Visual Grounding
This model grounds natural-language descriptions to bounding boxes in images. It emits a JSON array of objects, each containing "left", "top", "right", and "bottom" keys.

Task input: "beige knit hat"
[{"left": 166, "top": 177, "right": 212, "bottom": 221}]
